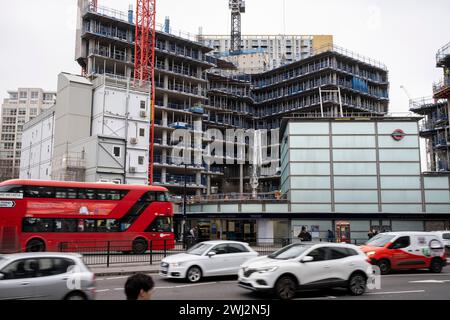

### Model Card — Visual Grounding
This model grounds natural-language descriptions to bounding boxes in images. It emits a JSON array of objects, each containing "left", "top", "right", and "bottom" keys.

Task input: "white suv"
[{"left": 238, "top": 243, "right": 373, "bottom": 300}]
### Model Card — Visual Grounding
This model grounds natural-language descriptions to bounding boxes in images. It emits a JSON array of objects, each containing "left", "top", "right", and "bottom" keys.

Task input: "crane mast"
[
  {"left": 134, "top": 0, "right": 157, "bottom": 185},
  {"left": 229, "top": 0, "right": 245, "bottom": 54}
]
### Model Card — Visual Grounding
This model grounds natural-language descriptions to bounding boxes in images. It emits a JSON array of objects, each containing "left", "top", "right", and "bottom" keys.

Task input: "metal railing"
[
  {"left": 313, "top": 44, "right": 388, "bottom": 71},
  {"left": 433, "top": 76, "right": 450, "bottom": 94},
  {"left": 57, "top": 238, "right": 373, "bottom": 267},
  {"left": 173, "top": 192, "right": 287, "bottom": 204},
  {"left": 436, "top": 42, "right": 450, "bottom": 65}
]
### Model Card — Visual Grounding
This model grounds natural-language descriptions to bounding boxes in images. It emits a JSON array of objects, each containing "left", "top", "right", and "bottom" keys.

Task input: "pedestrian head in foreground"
[{"left": 125, "top": 273, "right": 155, "bottom": 300}]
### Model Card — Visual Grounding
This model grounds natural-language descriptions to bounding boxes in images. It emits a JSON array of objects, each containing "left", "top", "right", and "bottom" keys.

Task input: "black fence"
[{"left": 58, "top": 237, "right": 372, "bottom": 268}]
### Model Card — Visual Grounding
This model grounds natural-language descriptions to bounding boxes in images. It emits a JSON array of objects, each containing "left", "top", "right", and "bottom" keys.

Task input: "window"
[
  {"left": 18, "top": 109, "right": 26, "bottom": 116},
  {"left": 138, "top": 156, "right": 144, "bottom": 165},
  {"left": 19, "top": 92, "right": 27, "bottom": 99},
  {"left": 113, "top": 146, "right": 121, "bottom": 158},
  {"left": 55, "top": 188, "right": 77, "bottom": 199},
  {"left": 22, "top": 218, "right": 54, "bottom": 233},
  {"left": 139, "top": 128, "right": 145, "bottom": 137},
  {"left": 307, "top": 248, "right": 328, "bottom": 262},
  {"left": 31, "top": 92, "right": 39, "bottom": 100},
  {"left": 145, "top": 217, "right": 173, "bottom": 233},
  {"left": 24, "top": 186, "right": 54, "bottom": 198},
  {"left": 210, "top": 244, "right": 229, "bottom": 255},
  {"left": 54, "top": 219, "right": 78, "bottom": 233},
  {"left": 227, "top": 243, "right": 249, "bottom": 253},
  {"left": 140, "top": 100, "right": 146, "bottom": 109},
  {"left": 329, "top": 247, "right": 356, "bottom": 260},
  {"left": 30, "top": 108, "right": 38, "bottom": 116},
  {"left": 390, "top": 236, "right": 410, "bottom": 249},
  {"left": 0, "top": 259, "right": 38, "bottom": 280},
  {"left": 77, "top": 189, "right": 96, "bottom": 200}
]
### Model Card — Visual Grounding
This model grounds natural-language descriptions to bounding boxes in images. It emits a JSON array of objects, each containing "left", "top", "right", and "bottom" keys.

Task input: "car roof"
[
  {"left": 381, "top": 231, "right": 439, "bottom": 236},
  {"left": 199, "top": 240, "right": 250, "bottom": 245},
  {"left": 0, "top": 252, "right": 83, "bottom": 261}
]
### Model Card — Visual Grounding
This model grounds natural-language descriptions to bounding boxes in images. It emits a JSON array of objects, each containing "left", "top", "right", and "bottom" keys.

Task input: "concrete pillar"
[
  {"left": 163, "top": 94, "right": 168, "bottom": 107},
  {"left": 162, "top": 130, "right": 168, "bottom": 145},
  {"left": 207, "top": 175, "right": 211, "bottom": 196},
  {"left": 162, "top": 111, "right": 168, "bottom": 127},
  {"left": 161, "top": 167, "right": 167, "bottom": 183},
  {"left": 239, "top": 164, "right": 244, "bottom": 194},
  {"left": 257, "top": 220, "right": 274, "bottom": 244}
]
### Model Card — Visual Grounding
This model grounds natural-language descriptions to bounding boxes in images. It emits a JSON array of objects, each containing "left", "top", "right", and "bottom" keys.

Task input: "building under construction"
[
  {"left": 18, "top": 1, "right": 389, "bottom": 197},
  {"left": 410, "top": 42, "right": 450, "bottom": 172}
]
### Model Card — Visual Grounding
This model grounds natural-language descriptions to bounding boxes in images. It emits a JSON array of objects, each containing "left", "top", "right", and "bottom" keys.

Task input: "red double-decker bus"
[{"left": 0, "top": 180, "right": 174, "bottom": 254}]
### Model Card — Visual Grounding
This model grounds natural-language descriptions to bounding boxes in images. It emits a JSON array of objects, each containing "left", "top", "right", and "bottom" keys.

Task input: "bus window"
[
  {"left": 82, "top": 219, "right": 96, "bottom": 232},
  {"left": 146, "top": 217, "right": 173, "bottom": 233},
  {"left": 23, "top": 218, "right": 54, "bottom": 233},
  {"left": 97, "top": 220, "right": 107, "bottom": 232},
  {"left": 25, "top": 186, "right": 54, "bottom": 198},
  {"left": 106, "top": 219, "right": 119, "bottom": 232},
  {"left": 55, "top": 188, "right": 77, "bottom": 199},
  {"left": 78, "top": 189, "right": 96, "bottom": 200},
  {"left": 0, "top": 185, "right": 24, "bottom": 193},
  {"left": 54, "top": 219, "right": 78, "bottom": 233},
  {"left": 156, "top": 192, "right": 169, "bottom": 202}
]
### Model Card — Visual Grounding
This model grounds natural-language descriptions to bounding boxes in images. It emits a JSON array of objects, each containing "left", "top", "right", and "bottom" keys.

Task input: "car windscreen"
[
  {"left": 268, "top": 244, "right": 311, "bottom": 260},
  {"left": 366, "top": 234, "right": 396, "bottom": 247},
  {"left": 187, "top": 243, "right": 213, "bottom": 256}
]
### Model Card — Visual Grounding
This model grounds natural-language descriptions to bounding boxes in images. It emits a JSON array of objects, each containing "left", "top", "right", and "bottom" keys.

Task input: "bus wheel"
[
  {"left": 26, "top": 239, "right": 46, "bottom": 252},
  {"left": 132, "top": 238, "right": 148, "bottom": 255}
]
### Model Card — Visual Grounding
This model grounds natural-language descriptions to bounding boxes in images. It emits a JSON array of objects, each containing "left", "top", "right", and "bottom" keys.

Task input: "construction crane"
[
  {"left": 229, "top": 0, "right": 245, "bottom": 54},
  {"left": 134, "top": 0, "right": 157, "bottom": 185}
]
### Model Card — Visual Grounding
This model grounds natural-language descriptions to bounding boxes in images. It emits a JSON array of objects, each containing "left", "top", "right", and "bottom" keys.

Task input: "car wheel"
[
  {"left": 186, "top": 266, "right": 202, "bottom": 283},
  {"left": 348, "top": 273, "right": 367, "bottom": 296},
  {"left": 274, "top": 276, "right": 297, "bottom": 300},
  {"left": 429, "top": 259, "right": 443, "bottom": 273},
  {"left": 132, "top": 238, "right": 148, "bottom": 255},
  {"left": 26, "top": 239, "right": 45, "bottom": 252},
  {"left": 65, "top": 292, "right": 87, "bottom": 300},
  {"left": 377, "top": 259, "right": 391, "bottom": 275}
]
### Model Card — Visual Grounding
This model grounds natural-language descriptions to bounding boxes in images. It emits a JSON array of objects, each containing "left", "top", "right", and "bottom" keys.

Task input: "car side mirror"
[
  {"left": 207, "top": 252, "right": 216, "bottom": 258},
  {"left": 301, "top": 256, "right": 314, "bottom": 263}
]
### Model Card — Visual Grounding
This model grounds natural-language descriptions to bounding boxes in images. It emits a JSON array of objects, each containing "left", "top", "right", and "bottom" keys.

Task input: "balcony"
[
  {"left": 433, "top": 76, "right": 450, "bottom": 99},
  {"left": 88, "top": 48, "right": 133, "bottom": 64},
  {"left": 436, "top": 42, "right": 450, "bottom": 68}
]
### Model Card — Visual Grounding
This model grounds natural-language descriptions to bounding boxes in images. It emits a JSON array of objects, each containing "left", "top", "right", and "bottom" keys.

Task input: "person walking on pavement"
[
  {"left": 327, "top": 229, "right": 335, "bottom": 242},
  {"left": 298, "top": 226, "right": 312, "bottom": 242}
]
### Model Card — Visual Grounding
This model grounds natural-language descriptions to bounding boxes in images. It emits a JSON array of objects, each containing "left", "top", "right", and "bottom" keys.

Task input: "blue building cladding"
[{"left": 352, "top": 77, "right": 369, "bottom": 93}]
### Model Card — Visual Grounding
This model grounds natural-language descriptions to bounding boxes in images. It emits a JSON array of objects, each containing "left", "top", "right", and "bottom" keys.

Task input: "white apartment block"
[
  {"left": 20, "top": 73, "right": 151, "bottom": 185},
  {"left": 20, "top": 107, "right": 55, "bottom": 180},
  {"left": 0, "top": 88, "right": 56, "bottom": 181},
  {"left": 198, "top": 34, "right": 333, "bottom": 70}
]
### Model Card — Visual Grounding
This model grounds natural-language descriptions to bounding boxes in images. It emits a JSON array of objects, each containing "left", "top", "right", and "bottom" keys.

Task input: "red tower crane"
[{"left": 134, "top": 0, "right": 157, "bottom": 185}]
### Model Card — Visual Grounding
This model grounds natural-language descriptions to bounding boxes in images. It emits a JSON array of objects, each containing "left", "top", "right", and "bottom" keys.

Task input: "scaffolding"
[{"left": 51, "top": 152, "right": 86, "bottom": 182}]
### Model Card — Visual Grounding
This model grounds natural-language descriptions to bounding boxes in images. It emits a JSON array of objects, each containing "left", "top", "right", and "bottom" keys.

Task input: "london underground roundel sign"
[{"left": 391, "top": 129, "right": 405, "bottom": 141}]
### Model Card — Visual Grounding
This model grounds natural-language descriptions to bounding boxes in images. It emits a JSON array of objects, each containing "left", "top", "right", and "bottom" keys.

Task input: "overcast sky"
[{"left": 0, "top": 0, "right": 449, "bottom": 114}]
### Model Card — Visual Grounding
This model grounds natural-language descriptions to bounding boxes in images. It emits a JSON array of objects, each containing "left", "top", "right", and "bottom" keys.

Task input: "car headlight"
[
  {"left": 257, "top": 267, "right": 278, "bottom": 273},
  {"left": 366, "top": 251, "right": 376, "bottom": 257},
  {"left": 170, "top": 262, "right": 184, "bottom": 267}
]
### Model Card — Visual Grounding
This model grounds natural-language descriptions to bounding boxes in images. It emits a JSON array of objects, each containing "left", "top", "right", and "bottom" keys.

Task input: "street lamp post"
[{"left": 182, "top": 163, "right": 187, "bottom": 248}]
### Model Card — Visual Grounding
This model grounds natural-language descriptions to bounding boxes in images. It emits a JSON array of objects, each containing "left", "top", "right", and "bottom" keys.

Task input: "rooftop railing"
[{"left": 313, "top": 44, "right": 387, "bottom": 71}]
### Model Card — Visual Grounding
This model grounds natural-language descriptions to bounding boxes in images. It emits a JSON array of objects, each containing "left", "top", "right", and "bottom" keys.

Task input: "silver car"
[{"left": 0, "top": 253, "right": 96, "bottom": 300}]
